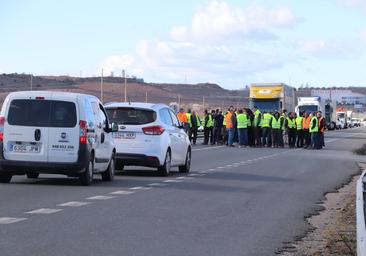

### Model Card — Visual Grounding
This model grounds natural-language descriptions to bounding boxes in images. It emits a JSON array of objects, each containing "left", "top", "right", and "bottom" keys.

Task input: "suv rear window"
[
  {"left": 106, "top": 107, "right": 156, "bottom": 125},
  {"left": 8, "top": 99, "right": 77, "bottom": 127}
]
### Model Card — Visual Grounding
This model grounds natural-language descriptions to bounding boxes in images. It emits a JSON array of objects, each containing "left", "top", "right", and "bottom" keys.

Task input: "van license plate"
[
  {"left": 10, "top": 144, "right": 40, "bottom": 153},
  {"left": 113, "top": 132, "right": 136, "bottom": 139}
]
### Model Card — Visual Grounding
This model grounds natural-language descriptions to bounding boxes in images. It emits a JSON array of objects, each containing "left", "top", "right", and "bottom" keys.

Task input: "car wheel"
[
  {"left": 179, "top": 148, "right": 191, "bottom": 173},
  {"left": 0, "top": 173, "right": 12, "bottom": 183},
  {"left": 79, "top": 156, "right": 94, "bottom": 186},
  {"left": 26, "top": 172, "right": 39, "bottom": 179},
  {"left": 102, "top": 155, "right": 115, "bottom": 181},
  {"left": 158, "top": 151, "right": 171, "bottom": 177}
]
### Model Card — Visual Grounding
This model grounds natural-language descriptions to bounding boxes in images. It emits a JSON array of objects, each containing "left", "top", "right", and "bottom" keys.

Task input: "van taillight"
[
  {"left": 142, "top": 125, "right": 165, "bottom": 135},
  {"left": 79, "top": 120, "right": 87, "bottom": 144},
  {"left": 0, "top": 116, "right": 4, "bottom": 141}
]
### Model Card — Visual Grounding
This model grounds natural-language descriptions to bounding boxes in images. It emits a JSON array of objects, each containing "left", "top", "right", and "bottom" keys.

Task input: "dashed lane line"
[
  {"left": 86, "top": 195, "right": 115, "bottom": 200},
  {"left": 57, "top": 201, "right": 91, "bottom": 207},
  {"left": 110, "top": 190, "right": 135, "bottom": 195},
  {"left": 26, "top": 208, "right": 63, "bottom": 214},
  {"left": 148, "top": 183, "right": 167, "bottom": 186},
  {"left": 192, "top": 146, "right": 226, "bottom": 152},
  {"left": 163, "top": 179, "right": 184, "bottom": 183},
  {"left": 0, "top": 217, "right": 27, "bottom": 224}
]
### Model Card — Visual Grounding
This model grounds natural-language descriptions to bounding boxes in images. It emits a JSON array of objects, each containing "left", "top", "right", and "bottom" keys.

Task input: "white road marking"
[
  {"left": 129, "top": 186, "right": 145, "bottom": 190},
  {"left": 86, "top": 195, "right": 115, "bottom": 200},
  {"left": 109, "top": 190, "right": 135, "bottom": 195},
  {"left": 196, "top": 174, "right": 205, "bottom": 176},
  {"left": 26, "top": 208, "right": 62, "bottom": 214},
  {"left": 209, "top": 169, "right": 216, "bottom": 171},
  {"left": 176, "top": 177, "right": 188, "bottom": 179},
  {"left": 148, "top": 183, "right": 167, "bottom": 186},
  {"left": 0, "top": 217, "right": 27, "bottom": 224},
  {"left": 218, "top": 167, "right": 225, "bottom": 169},
  {"left": 188, "top": 174, "right": 200, "bottom": 176},
  {"left": 163, "top": 179, "right": 183, "bottom": 183},
  {"left": 226, "top": 165, "right": 233, "bottom": 167},
  {"left": 57, "top": 201, "right": 91, "bottom": 207},
  {"left": 192, "top": 146, "right": 226, "bottom": 152}
]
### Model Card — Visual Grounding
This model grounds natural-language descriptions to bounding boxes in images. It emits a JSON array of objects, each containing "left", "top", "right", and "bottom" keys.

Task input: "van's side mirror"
[{"left": 111, "top": 122, "right": 119, "bottom": 132}]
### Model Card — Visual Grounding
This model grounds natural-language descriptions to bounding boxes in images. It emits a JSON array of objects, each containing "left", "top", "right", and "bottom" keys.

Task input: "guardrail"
[{"left": 357, "top": 170, "right": 366, "bottom": 255}]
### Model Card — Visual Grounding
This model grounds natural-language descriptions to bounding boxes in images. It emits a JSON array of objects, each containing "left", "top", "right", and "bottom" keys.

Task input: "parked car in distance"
[
  {"left": 0, "top": 91, "right": 117, "bottom": 185},
  {"left": 105, "top": 102, "right": 191, "bottom": 176}
]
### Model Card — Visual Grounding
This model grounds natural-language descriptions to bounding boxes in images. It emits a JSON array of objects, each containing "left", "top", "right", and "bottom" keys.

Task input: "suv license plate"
[{"left": 113, "top": 132, "right": 136, "bottom": 139}]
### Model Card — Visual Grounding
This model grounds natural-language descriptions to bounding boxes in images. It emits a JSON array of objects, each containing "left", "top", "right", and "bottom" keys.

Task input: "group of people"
[{"left": 176, "top": 106, "right": 327, "bottom": 150}]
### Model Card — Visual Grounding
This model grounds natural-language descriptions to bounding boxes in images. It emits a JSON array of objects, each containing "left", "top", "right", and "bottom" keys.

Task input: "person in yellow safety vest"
[
  {"left": 236, "top": 109, "right": 248, "bottom": 147},
  {"left": 285, "top": 112, "right": 297, "bottom": 148},
  {"left": 271, "top": 111, "right": 282, "bottom": 148},
  {"left": 296, "top": 112, "right": 304, "bottom": 148},
  {"left": 252, "top": 106, "right": 262, "bottom": 147},
  {"left": 279, "top": 109, "right": 288, "bottom": 147},
  {"left": 317, "top": 111, "right": 326, "bottom": 149},
  {"left": 261, "top": 111, "right": 272, "bottom": 147},
  {"left": 309, "top": 112, "right": 319, "bottom": 149},
  {"left": 187, "top": 110, "right": 201, "bottom": 145},
  {"left": 186, "top": 109, "right": 192, "bottom": 139},
  {"left": 202, "top": 109, "right": 214, "bottom": 145}
]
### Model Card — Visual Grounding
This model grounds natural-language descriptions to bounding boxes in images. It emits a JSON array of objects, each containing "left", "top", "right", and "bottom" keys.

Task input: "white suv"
[
  {"left": 0, "top": 91, "right": 117, "bottom": 185},
  {"left": 105, "top": 102, "right": 191, "bottom": 176}
]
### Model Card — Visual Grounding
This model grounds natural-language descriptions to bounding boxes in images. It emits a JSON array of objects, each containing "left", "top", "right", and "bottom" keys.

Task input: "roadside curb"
[{"left": 356, "top": 170, "right": 366, "bottom": 256}]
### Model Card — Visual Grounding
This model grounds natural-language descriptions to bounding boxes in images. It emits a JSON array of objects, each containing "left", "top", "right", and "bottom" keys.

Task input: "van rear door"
[
  {"left": 3, "top": 96, "right": 50, "bottom": 162},
  {"left": 47, "top": 95, "right": 79, "bottom": 163}
]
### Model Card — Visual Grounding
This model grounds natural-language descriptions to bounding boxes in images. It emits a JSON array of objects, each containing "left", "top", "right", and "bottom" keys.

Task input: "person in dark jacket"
[
  {"left": 245, "top": 108, "right": 255, "bottom": 147},
  {"left": 213, "top": 109, "right": 223, "bottom": 145}
]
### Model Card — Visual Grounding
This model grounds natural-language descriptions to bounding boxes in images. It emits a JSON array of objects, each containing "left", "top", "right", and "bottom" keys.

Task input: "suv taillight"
[
  {"left": 79, "top": 120, "right": 87, "bottom": 144},
  {"left": 142, "top": 125, "right": 165, "bottom": 135},
  {"left": 0, "top": 116, "right": 5, "bottom": 141}
]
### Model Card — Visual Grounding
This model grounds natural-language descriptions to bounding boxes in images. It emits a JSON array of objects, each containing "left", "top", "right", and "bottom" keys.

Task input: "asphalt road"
[{"left": 0, "top": 127, "right": 365, "bottom": 256}]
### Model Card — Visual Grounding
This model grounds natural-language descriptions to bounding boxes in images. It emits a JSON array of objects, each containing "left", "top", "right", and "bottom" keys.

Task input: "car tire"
[
  {"left": 79, "top": 156, "right": 94, "bottom": 186},
  {"left": 26, "top": 172, "right": 39, "bottom": 179},
  {"left": 158, "top": 151, "right": 171, "bottom": 177},
  {"left": 0, "top": 173, "right": 12, "bottom": 183},
  {"left": 179, "top": 148, "right": 191, "bottom": 173},
  {"left": 102, "top": 155, "right": 115, "bottom": 181}
]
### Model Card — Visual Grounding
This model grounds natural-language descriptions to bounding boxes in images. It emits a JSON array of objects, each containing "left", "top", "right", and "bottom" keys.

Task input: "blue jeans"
[
  {"left": 238, "top": 128, "right": 248, "bottom": 146},
  {"left": 311, "top": 132, "right": 318, "bottom": 149},
  {"left": 227, "top": 128, "right": 234, "bottom": 146}
]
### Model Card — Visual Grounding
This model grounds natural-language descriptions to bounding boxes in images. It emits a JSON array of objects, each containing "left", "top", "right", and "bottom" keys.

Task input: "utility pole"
[
  {"left": 30, "top": 74, "right": 33, "bottom": 91},
  {"left": 203, "top": 96, "right": 205, "bottom": 110},
  {"left": 145, "top": 91, "right": 148, "bottom": 103},
  {"left": 178, "top": 95, "right": 181, "bottom": 108},
  {"left": 122, "top": 70, "right": 125, "bottom": 102},
  {"left": 100, "top": 69, "right": 104, "bottom": 103},
  {"left": 123, "top": 69, "right": 127, "bottom": 102}
]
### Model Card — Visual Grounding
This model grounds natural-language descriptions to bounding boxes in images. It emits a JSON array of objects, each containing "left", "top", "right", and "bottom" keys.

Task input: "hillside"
[{"left": 0, "top": 74, "right": 248, "bottom": 109}]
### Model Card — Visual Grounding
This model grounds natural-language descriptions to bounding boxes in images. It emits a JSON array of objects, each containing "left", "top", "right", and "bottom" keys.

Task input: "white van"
[{"left": 0, "top": 91, "right": 117, "bottom": 185}]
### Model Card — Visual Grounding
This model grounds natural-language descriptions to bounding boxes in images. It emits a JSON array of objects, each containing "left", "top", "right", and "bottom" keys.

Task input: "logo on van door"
[{"left": 58, "top": 132, "right": 69, "bottom": 143}]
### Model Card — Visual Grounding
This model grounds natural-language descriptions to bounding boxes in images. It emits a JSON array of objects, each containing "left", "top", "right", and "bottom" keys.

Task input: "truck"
[
  {"left": 336, "top": 107, "right": 347, "bottom": 129},
  {"left": 295, "top": 96, "right": 337, "bottom": 130},
  {"left": 249, "top": 83, "right": 295, "bottom": 113},
  {"left": 347, "top": 110, "right": 354, "bottom": 128}
]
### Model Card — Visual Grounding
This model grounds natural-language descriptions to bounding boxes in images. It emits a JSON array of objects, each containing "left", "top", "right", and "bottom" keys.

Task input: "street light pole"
[
  {"left": 100, "top": 69, "right": 104, "bottom": 103},
  {"left": 124, "top": 70, "right": 127, "bottom": 102},
  {"left": 30, "top": 74, "right": 33, "bottom": 91}
]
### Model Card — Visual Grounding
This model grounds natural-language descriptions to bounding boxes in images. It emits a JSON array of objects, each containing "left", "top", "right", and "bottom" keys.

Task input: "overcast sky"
[{"left": 1, "top": 0, "right": 366, "bottom": 89}]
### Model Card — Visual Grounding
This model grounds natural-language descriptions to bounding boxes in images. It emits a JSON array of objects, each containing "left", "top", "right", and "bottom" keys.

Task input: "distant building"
[{"left": 310, "top": 88, "right": 366, "bottom": 112}]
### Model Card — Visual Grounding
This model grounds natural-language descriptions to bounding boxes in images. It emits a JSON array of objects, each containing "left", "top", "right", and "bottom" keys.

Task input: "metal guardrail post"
[{"left": 357, "top": 170, "right": 366, "bottom": 256}]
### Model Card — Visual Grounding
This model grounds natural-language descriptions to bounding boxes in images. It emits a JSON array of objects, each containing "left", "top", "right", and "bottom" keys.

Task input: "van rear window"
[
  {"left": 8, "top": 99, "right": 77, "bottom": 127},
  {"left": 106, "top": 107, "right": 156, "bottom": 125}
]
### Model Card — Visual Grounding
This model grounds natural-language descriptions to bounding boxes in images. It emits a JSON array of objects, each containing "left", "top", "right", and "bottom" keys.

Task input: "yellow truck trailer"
[{"left": 249, "top": 83, "right": 295, "bottom": 112}]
